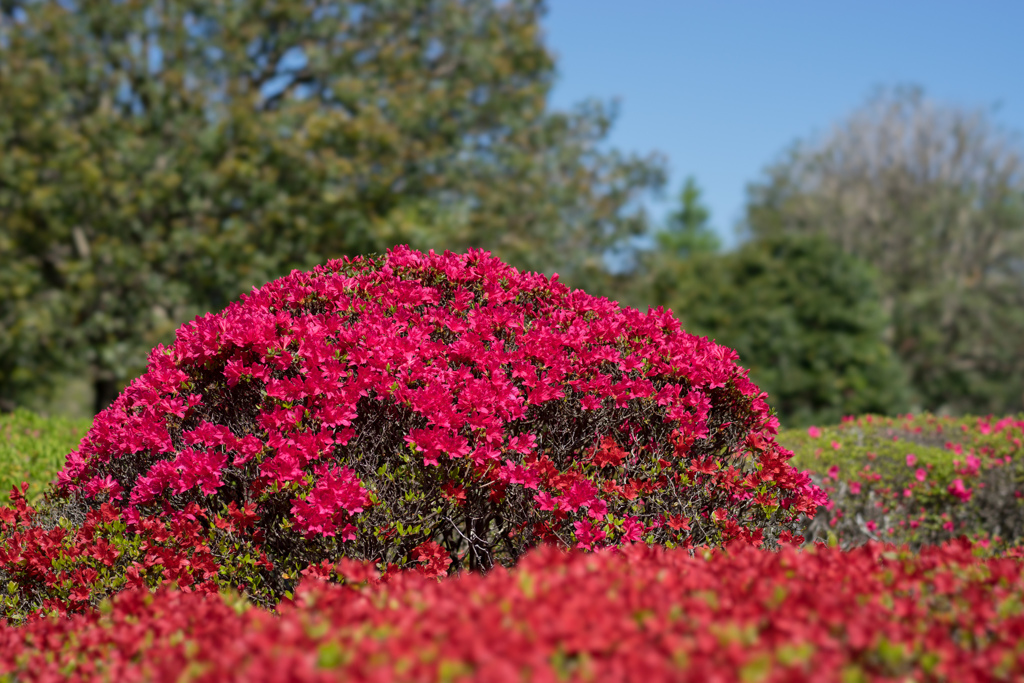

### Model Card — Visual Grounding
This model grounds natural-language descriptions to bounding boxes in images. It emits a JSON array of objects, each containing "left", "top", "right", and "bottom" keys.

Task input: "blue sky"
[{"left": 542, "top": 1, "right": 1024, "bottom": 249}]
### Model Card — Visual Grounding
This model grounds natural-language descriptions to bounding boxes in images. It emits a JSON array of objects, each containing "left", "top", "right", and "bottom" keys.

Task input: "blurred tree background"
[
  {"left": 1, "top": 4, "right": 1021, "bottom": 428},
  {"left": 0, "top": 0, "right": 664, "bottom": 416},
  {"left": 627, "top": 87, "right": 1024, "bottom": 425},
  {"left": 742, "top": 86, "right": 1024, "bottom": 418},
  {"left": 626, "top": 180, "right": 911, "bottom": 427}
]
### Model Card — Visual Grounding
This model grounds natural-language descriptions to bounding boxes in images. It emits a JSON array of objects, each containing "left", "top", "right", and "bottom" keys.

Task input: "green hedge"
[{"left": 0, "top": 409, "right": 90, "bottom": 505}]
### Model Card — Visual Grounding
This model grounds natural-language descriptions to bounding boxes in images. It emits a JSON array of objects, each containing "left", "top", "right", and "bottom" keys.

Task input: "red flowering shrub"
[
  {"left": 0, "top": 484, "right": 275, "bottom": 626},
  {"left": 17, "top": 246, "right": 822, "bottom": 612},
  {"left": 3, "top": 539, "right": 1023, "bottom": 682}
]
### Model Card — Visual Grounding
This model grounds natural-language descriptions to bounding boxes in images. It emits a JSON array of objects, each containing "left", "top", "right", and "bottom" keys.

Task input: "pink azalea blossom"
[
  {"left": 573, "top": 520, "right": 607, "bottom": 550},
  {"left": 563, "top": 480, "right": 599, "bottom": 513},
  {"left": 586, "top": 499, "right": 609, "bottom": 520},
  {"left": 534, "top": 491, "right": 560, "bottom": 512},
  {"left": 947, "top": 478, "right": 973, "bottom": 503},
  {"left": 619, "top": 516, "right": 644, "bottom": 543}
]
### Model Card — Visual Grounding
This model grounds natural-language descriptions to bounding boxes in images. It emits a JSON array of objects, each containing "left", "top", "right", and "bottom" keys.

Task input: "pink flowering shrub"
[
  {"left": 783, "top": 413, "right": 1024, "bottom": 551},
  {"left": 13, "top": 247, "right": 823, "bottom": 613}
]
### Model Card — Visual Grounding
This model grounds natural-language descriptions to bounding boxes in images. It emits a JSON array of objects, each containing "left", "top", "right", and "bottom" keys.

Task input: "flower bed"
[
  {"left": 782, "top": 414, "right": 1024, "bottom": 552},
  {"left": 2, "top": 538, "right": 1023, "bottom": 682}
]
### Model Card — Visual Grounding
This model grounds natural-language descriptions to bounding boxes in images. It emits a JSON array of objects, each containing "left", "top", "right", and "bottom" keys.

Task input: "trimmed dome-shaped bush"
[{"left": 53, "top": 246, "right": 823, "bottom": 606}]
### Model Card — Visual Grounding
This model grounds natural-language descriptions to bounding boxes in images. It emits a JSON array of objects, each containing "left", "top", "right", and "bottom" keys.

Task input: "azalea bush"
[
  {"left": 3, "top": 538, "right": 1023, "bottom": 682},
  {"left": 0, "top": 484, "right": 273, "bottom": 627},
  {"left": 781, "top": 414, "right": 1024, "bottom": 552},
  {"left": 2, "top": 246, "right": 824, "bottom": 619}
]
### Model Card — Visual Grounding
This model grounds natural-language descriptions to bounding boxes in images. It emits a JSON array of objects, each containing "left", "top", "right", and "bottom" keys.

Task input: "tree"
[
  {"left": 744, "top": 86, "right": 1024, "bottom": 415},
  {"left": 617, "top": 176, "right": 720, "bottom": 312},
  {"left": 644, "top": 234, "right": 910, "bottom": 428},
  {"left": 657, "top": 176, "right": 721, "bottom": 258},
  {"left": 0, "top": 0, "right": 664, "bottom": 415}
]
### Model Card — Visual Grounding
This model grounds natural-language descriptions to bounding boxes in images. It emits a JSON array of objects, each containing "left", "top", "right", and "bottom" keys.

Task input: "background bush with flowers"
[{"left": 785, "top": 414, "right": 1024, "bottom": 553}]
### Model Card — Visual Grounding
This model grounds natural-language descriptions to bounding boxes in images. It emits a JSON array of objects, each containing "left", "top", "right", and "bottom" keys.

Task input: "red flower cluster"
[
  {"left": 0, "top": 484, "right": 232, "bottom": 625},
  {"left": 38, "top": 246, "right": 821, "bottom": 608},
  {"left": 3, "top": 539, "right": 1022, "bottom": 682}
]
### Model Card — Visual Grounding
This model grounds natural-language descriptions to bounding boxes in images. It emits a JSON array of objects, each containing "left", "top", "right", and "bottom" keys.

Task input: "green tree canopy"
[
  {"left": 641, "top": 234, "right": 910, "bottom": 428},
  {"left": 657, "top": 176, "right": 721, "bottom": 258},
  {"left": 618, "top": 176, "right": 721, "bottom": 311},
  {"left": 0, "top": 0, "right": 664, "bottom": 415},
  {"left": 744, "top": 86, "right": 1024, "bottom": 415}
]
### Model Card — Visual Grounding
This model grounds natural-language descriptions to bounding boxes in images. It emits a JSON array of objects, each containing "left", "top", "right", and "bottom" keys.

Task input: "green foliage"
[
  {"left": 744, "top": 86, "right": 1024, "bottom": 415},
  {"left": 0, "top": 409, "right": 90, "bottom": 506},
  {"left": 637, "top": 234, "right": 910, "bottom": 428},
  {"left": 656, "top": 176, "right": 721, "bottom": 258},
  {"left": 0, "top": 0, "right": 664, "bottom": 415},
  {"left": 624, "top": 176, "right": 720, "bottom": 306},
  {"left": 779, "top": 413, "right": 1024, "bottom": 552}
]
